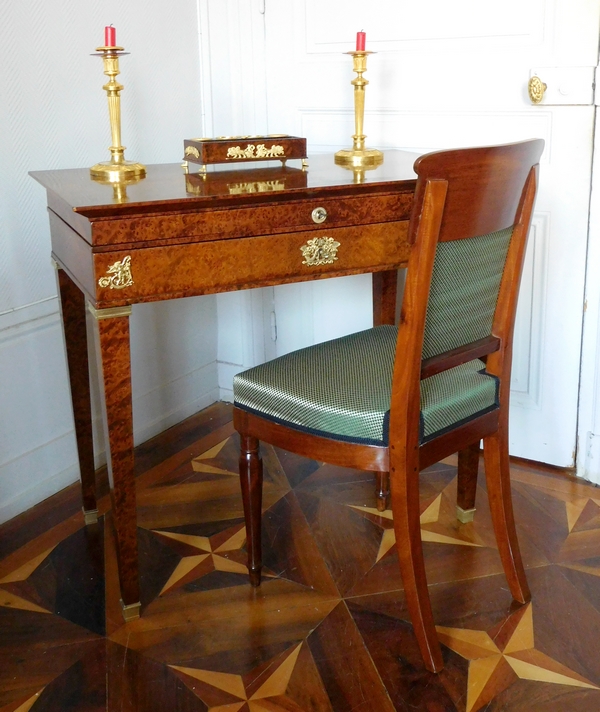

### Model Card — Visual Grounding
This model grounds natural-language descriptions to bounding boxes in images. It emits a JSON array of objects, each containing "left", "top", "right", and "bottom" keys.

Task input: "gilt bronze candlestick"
[
  {"left": 90, "top": 44, "right": 146, "bottom": 181},
  {"left": 335, "top": 51, "right": 383, "bottom": 169}
]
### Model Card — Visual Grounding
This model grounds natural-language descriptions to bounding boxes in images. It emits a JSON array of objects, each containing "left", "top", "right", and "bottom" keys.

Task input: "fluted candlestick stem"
[
  {"left": 335, "top": 51, "right": 383, "bottom": 169},
  {"left": 90, "top": 46, "right": 145, "bottom": 182}
]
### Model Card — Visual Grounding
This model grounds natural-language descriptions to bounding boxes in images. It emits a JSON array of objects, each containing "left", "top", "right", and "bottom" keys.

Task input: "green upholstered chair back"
[
  {"left": 407, "top": 140, "right": 545, "bottom": 370},
  {"left": 421, "top": 226, "right": 513, "bottom": 360},
  {"left": 392, "top": 140, "right": 545, "bottom": 446}
]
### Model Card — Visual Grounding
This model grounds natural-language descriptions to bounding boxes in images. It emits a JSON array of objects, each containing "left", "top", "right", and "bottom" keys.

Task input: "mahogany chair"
[{"left": 232, "top": 139, "right": 544, "bottom": 672}]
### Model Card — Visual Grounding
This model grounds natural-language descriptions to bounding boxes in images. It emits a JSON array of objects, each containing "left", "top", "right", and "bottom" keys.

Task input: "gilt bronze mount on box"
[
  {"left": 182, "top": 135, "right": 308, "bottom": 174},
  {"left": 335, "top": 51, "right": 383, "bottom": 169},
  {"left": 90, "top": 44, "right": 146, "bottom": 182}
]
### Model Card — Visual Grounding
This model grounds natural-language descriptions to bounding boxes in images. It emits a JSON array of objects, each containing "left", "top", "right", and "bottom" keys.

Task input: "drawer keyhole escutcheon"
[
  {"left": 311, "top": 207, "right": 328, "bottom": 224},
  {"left": 301, "top": 236, "right": 341, "bottom": 266}
]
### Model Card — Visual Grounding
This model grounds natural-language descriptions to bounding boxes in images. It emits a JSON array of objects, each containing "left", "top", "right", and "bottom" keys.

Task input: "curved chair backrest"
[{"left": 390, "top": 140, "right": 545, "bottom": 450}]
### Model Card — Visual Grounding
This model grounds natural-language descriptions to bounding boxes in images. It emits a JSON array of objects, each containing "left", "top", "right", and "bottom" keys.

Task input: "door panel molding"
[{"left": 510, "top": 215, "right": 548, "bottom": 409}]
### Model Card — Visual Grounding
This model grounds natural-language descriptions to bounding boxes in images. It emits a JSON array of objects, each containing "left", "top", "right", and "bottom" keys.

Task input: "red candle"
[
  {"left": 356, "top": 31, "right": 366, "bottom": 51},
  {"left": 104, "top": 25, "right": 116, "bottom": 47}
]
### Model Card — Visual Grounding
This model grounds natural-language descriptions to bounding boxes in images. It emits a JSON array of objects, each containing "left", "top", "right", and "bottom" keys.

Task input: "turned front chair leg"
[
  {"left": 456, "top": 442, "right": 480, "bottom": 523},
  {"left": 239, "top": 434, "right": 263, "bottom": 586},
  {"left": 375, "top": 471, "right": 390, "bottom": 512}
]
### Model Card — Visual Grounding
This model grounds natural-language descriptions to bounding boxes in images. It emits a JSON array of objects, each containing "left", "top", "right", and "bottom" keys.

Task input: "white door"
[{"left": 260, "top": 0, "right": 599, "bottom": 468}]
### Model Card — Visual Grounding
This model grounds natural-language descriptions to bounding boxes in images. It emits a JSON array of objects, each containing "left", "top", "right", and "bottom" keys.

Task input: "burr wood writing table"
[{"left": 30, "top": 151, "right": 418, "bottom": 620}]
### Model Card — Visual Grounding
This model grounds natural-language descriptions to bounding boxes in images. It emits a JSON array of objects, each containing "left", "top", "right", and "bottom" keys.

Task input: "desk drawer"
[
  {"left": 89, "top": 192, "right": 413, "bottom": 247},
  {"left": 93, "top": 221, "right": 409, "bottom": 305}
]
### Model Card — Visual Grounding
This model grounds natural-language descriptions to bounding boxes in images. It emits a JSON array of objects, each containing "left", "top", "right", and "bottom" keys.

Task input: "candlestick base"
[
  {"left": 90, "top": 160, "right": 146, "bottom": 182},
  {"left": 334, "top": 147, "right": 384, "bottom": 169}
]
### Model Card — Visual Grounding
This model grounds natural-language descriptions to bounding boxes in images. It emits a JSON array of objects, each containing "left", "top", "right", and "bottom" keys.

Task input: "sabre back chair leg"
[
  {"left": 391, "top": 464, "right": 444, "bottom": 673},
  {"left": 483, "top": 430, "right": 530, "bottom": 604},
  {"left": 456, "top": 443, "right": 480, "bottom": 523},
  {"left": 239, "top": 434, "right": 263, "bottom": 587}
]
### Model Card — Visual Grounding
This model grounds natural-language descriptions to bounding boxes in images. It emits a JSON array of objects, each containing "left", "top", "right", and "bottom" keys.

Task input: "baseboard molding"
[
  {"left": 581, "top": 432, "right": 600, "bottom": 486},
  {"left": 220, "top": 387, "right": 234, "bottom": 403},
  {"left": 133, "top": 385, "right": 221, "bottom": 447},
  {"left": 131, "top": 362, "right": 220, "bottom": 446},
  {"left": 0, "top": 364, "right": 221, "bottom": 526},
  {"left": 218, "top": 361, "right": 244, "bottom": 404},
  {"left": 0, "top": 297, "right": 59, "bottom": 339},
  {"left": 0, "top": 431, "right": 80, "bottom": 525}
]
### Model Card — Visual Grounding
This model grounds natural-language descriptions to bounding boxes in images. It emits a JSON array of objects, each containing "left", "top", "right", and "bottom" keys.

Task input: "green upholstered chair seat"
[{"left": 233, "top": 325, "right": 499, "bottom": 446}]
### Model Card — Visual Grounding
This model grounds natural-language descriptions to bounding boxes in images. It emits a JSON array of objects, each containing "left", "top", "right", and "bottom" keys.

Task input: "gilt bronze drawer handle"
[
  {"left": 98, "top": 255, "right": 134, "bottom": 289},
  {"left": 300, "top": 237, "right": 341, "bottom": 266},
  {"left": 311, "top": 207, "right": 328, "bottom": 224}
]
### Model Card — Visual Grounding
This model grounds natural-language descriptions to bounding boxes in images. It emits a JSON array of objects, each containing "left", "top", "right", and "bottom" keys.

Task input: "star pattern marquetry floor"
[{"left": 2, "top": 402, "right": 600, "bottom": 711}]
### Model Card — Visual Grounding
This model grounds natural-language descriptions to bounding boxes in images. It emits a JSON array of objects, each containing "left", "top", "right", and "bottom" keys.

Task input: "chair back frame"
[
  {"left": 389, "top": 140, "right": 544, "bottom": 468},
  {"left": 387, "top": 140, "right": 543, "bottom": 670}
]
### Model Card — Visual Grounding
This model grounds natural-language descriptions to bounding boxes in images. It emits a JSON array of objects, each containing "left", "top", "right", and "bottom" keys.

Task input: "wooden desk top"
[{"left": 30, "top": 151, "right": 419, "bottom": 220}]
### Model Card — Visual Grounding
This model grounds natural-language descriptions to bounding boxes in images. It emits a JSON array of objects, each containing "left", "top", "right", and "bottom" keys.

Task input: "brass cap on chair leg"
[
  {"left": 456, "top": 506, "right": 476, "bottom": 523},
  {"left": 120, "top": 599, "right": 141, "bottom": 622},
  {"left": 83, "top": 508, "right": 99, "bottom": 525}
]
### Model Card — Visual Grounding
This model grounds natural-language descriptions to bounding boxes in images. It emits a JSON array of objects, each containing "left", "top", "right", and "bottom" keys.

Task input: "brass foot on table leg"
[
  {"left": 83, "top": 508, "right": 99, "bottom": 525},
  {"left": 120, "top": 599, "right": 141, "bottom": 622},
  {"left": 456, "top": 506, "right": 476, "bottom": 523}
]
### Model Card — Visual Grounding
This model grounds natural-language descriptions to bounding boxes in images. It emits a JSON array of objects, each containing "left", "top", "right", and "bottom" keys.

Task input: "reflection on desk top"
[{"left": 30, "top": 150, "right": 420, "bottom": 220}]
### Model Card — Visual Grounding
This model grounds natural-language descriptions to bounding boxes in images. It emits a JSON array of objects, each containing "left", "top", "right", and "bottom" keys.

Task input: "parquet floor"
[{"left": 2, "top": 403, "right": 600, "bottom": 711}]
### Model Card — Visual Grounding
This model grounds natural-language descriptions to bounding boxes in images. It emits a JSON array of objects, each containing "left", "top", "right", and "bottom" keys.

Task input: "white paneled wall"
[{"left": 0, "top": 1, "right": 219, "bottom": 523}]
